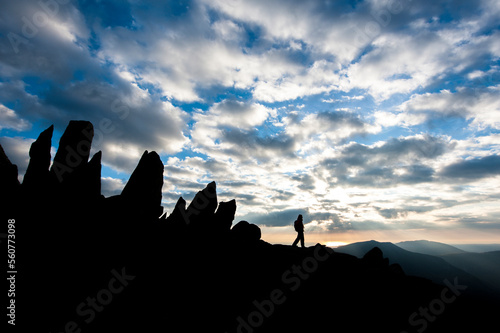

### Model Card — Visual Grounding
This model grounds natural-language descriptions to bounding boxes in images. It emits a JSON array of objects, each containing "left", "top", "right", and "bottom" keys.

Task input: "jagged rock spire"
[
  {"left": 121, "top": 150, "right": 164, "bottom": 219},
  {"left": 23, "top": 124, "right": 53, "bottom": 190}
]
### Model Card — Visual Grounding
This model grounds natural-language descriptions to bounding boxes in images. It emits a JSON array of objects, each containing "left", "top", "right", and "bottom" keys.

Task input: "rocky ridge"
[{"left": 1, "top": 121, "right": 497, "bottom": 333}]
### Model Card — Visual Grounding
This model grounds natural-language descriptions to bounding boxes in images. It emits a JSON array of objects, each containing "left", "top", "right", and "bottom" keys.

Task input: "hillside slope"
[{"left": 336, "top": 240, "right": 490, "bottom": 295}]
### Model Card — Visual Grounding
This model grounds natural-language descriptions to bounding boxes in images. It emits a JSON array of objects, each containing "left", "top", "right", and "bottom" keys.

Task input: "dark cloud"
[
  {"left": 240, "top": 208, "right": 306, "bottom": 226},
  {"left": 271, "top": 189, "right": 296, "bottom": 202},
  {"left": 221, "top": 128, "right": 296, "bottom": 161},
  {"left": 440, "top": 155, "right": 500, "bottom": 180},
  {"left": 319, "top": 135, "right": 451, "bottom": 187},
  {"left": 164, "top": 176, "right": 205, "bottom": 190},
  {"left": 291, "top": 173, "right": 315, "bottom": 191},
  {"left": 219, "top": 180, "right": 256, "bottom": 188},
  {"left": 436, "top": 212, "right": 500, "bottom": 230},
  {"left": 316, "top": 111, "right": 366, "bottom": 131},
  {"left": 342, "top": 135, "right": 452, "bottom": 161},
  {"left": 375, "top": 205, "right": 436, "bottom": 219},
  {"left": 239, "top": 207, "right": 351, "bottom": 231}
]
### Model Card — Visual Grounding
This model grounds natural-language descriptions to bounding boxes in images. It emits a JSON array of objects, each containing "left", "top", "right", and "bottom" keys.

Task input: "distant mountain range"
[
  {"left": 451, "top": 243, "right": 500, "bottom": 252},
  {"left": 336, "top": 240, "right": 500, "bottom": 295},
  {"left": 396, "top": 240, "right": 465, "bottom": 256}
]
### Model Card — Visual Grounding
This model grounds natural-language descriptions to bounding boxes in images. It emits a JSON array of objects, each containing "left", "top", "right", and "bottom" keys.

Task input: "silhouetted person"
[{"left": 292, "top": 214, "right": 305, "bottom": 248}]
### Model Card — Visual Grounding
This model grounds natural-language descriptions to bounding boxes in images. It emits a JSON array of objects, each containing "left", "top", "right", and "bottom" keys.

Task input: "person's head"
[{"left": 298, "top": 214, "right": 303, "bottom": 221}]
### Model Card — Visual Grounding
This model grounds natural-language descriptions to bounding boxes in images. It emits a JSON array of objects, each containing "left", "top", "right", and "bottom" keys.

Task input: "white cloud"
[
  {"left": 96, "top": 6, "right": 304, "bottom": 103},
  {"left": 253, "top": 60, "right": 342, "bottom": 102},
  {"left": 0, "top": 105, "right": 31, "bottom": 131},
  {"left": 101, "top": 177, "right": 126, "bottom": 197},
  {"left": 345, "top": 32, "right": 452, "bottom": 101},
  {"left": 200, "top": 0, "right": 370, "bottom": 64},
  {"left": 206, "top": 99, "right": 272, "bottom": 129},
  {"left": 285, "top": 110, "right": 380, "bottom": 149},
  {"left": 190, "top": 100, "right": 277, "bottom": 155},
  {"left": 397, "top": 86, "right": 500, "bottom": 129},
  {"left": 212, "top": 19, "right": 244, "bottom": 41}
]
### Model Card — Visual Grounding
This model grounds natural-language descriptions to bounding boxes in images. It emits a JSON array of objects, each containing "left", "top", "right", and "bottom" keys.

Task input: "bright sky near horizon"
[{"left": 1, "top": 0, "right": 500, "bottom": 245}]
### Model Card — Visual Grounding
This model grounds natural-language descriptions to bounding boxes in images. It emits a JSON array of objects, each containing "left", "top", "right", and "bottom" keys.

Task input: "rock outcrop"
[
  {"left": 0, "top": 144, "right": 20, "bottom": 219},
  {"left": 50, "top": 120, "right": 93, "bottom": 184},
  {"left": 185, "top": 181, "right": 218, "bottom": 227},
  {"left": 231, "top": 220, "right": 261, "bottom": 245},
  {"left": 215, "top": 199, "right": 237, "bottom": 231},
  {"left": 121, "top": 150, "right": 164, "bottom": 219},
  {"left": 22, "top": 124, "right": 53, "bottom": 191},
  {"left": 0, "top": 144, "right": 19, "bottom": 190},
  {"left": 165, "top": 196, "right": 188, "bottom": 229},
  {"left": 362, "top": 246, "right": 389, "bottom": 268}
]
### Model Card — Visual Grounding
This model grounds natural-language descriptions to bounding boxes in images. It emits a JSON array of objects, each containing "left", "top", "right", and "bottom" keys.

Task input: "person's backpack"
[{"left": 294, "top": 219, "right": 301, "bottom": 232}]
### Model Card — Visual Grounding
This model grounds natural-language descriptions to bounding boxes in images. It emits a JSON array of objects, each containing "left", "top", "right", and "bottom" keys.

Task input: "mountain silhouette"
[
  {"left": 394, "top": 241, "right": 500, "bottom": 294},
  {"left": 396, "top": 240, "right": 465, "bottom": 256},
  {"left": 336, "top": 240, "right": 492, "bottom": 295},
  {"left": 441, "top": 251, "right": 500, "bottom": 294},
  {"left": 1, "top": 121, "right": 499, "bottom": 332},
  {"left": 451, "top": 243, "right": 500, "bottom": 252}
]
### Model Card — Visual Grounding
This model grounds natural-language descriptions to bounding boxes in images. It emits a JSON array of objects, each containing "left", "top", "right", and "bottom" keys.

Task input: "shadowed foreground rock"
[
  {"left": 1, "top": 120, "right": 498, "bottom": 333},
  {"left": 22, "top": 124, "right": 53, "bottom": 191},
  {"left": 121, "top": 150, "right": 164, "bottom": 219}
]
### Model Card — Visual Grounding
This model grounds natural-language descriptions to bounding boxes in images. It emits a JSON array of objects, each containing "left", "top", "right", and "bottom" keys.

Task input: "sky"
[{"left": 1, "top": 0, "right": 500, "bottom": 245}]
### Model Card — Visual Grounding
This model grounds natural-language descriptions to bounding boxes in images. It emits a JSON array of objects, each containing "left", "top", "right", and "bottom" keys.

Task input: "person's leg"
[
  {"left": 292, "top": 233, "right": 299, "bottom": 246},
  {"left": 300, "top": 232, "right": 305, "bottom": 248}
]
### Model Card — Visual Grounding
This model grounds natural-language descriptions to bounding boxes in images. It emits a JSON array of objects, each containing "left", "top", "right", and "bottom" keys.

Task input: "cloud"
[
  {"left": 190, "top": 100, "right": 296, "bottom": 164},
  {"left": 240, "top": 207, "right": 350, "bottom": 231},
  {"left": 440, "top": 155, "right": 500, "bottom": 180},
  {"left": 197, "top": 99, "right": 272, "bottom": 130},
  {"left": 101, "top": 176, "right": 126, "bottom": 197},
  {"left": 398, "top": 85, "right": 500, "bottom": 130},
  {"left": 318, "top": 134, "right": 453, "bottom": 187},
  {"left": 94, "top": 1, "right": 305, "bottom": 103},
  {"left": 284, "top": 110, "right": 380, "bottom": 151},
  {"left": 375, "top": 205, "right": 437, "bottom": 219},
  {"left": 0, "top": 104, "right": 31, "bottom": 131},
  {"left": 0, "top": 78, "right": 189, "bottom": 175}
]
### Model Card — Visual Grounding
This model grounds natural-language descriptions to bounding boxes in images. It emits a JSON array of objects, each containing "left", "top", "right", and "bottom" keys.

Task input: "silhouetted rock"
[
  {"left": 215, "top": 199, "right": 236, "bottom": 231},
  {"left": 0, "top": 144, "right": 20, "bottom": 218},
  {"left": 389, "top": 263, "right": 405, "bottom": 276},
  {"left": 121, "top": 150, "right": 164, "bottom": 219},
  {"left": 231, "top": 220, "right": 261, "bottom": 245},
  {"left": 0, "top": 144, "right": 20, "bottom": 190},
  {"left": 185, "top": 181, "right": 217, "bottom": 227},
  {"left": 84, "top": 151, "right": 102, "bottom": 200},
  {"left": 363, "top": 246, "right": 383, "bottom": 261},
  {"left": 165, "top": 196, "right": 189, "bottom": 231},
  {"left": 22, "top": 124, "right": 53, "bottom": 191},
  {"left": 362, "top": 246, "right": 389, "bottom": 268},
  {"left": 50, "top": 120, "right": 93, "bottom": 184}
]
